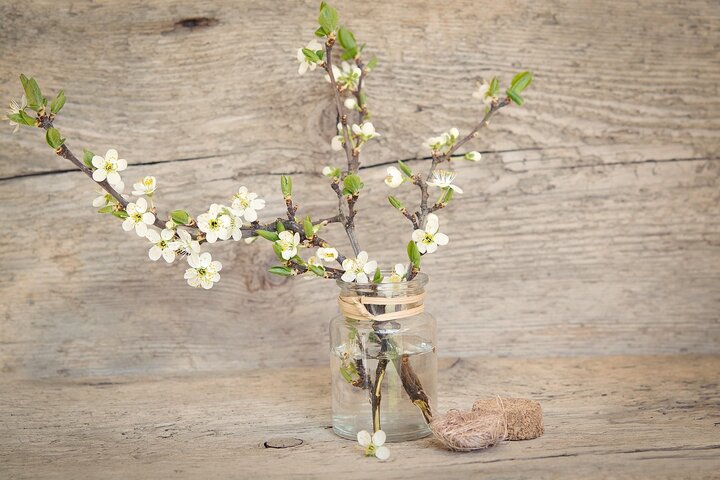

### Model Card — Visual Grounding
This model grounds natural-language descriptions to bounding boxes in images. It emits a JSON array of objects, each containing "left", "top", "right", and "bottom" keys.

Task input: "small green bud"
[
  {"left": 342, "top": 173, "right": 363, "bottom": 195},
  {"left": 308, "top": 264, "right": 326, "bottom": 277},
  {"left": 303, "top": 216, "right": 314, "bottom": 238},
  {"left": 255, "top": 230, "right": 279, "bottom": 242},
  {"left": 45, "top": 127, "right": 64, "bottom": 149},
  {"left": 388, "top": 196, "right": 404, "bottom": 210},
  {"left": 269, "top": 266, "right": 294, "bottom": 277},
  {"left": 170, "top": 210, "right": 190, "bottom": 225},
  {"left": 397, "top": 160, "right": 413, "bottom": 177},
  {"left": 280, "top": 175, "right": 292, "bottom": 198},
  {"left": 50, "top": 90, "right": 66, "bottom": 114},
  {"left": 272, "top": 243, "right": 285, "bottom": 260},
  {"left": 20, "top": 74, "right": 44, "bottom": 112},
  {"left": 276, "top": 220, "right": 285, "bottom": 233},
  {"left": 111, "top": 210, "right": 129, "bottom": 219}
]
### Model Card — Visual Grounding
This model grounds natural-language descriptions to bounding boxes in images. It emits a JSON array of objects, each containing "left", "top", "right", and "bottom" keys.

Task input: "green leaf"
[
  {"left": 281, "top": 175, "right": 292, "bottom": 198},
  {"left": 397, "top": 160, "right": 413, "bottom": 177},
  {"left": 255, "top": 230, "right": 279, "bottom": 242},
  {"left": 340, "top": 48, "right": 358, "bottom": 61},
  {"left": 22, "top": 76, "right": 44, "bottom": 111},
  {"left": 506, "top": 89, "right": 524, "bottom": 106},
  {"left": 489, "top": 76, "right": 499, "bottom": 97},
  {"left": 407, "top": 240, "right": 421, "bottom": 268},
  {"left": 318, "top": 3, "right": 338, "bottom": 33},
  {"left": 342, "top": 174, "right": 363, "bottom": 195},
  {"left": 315, "top": 26, "right": 328, "bottom": 37},
  {"left": 14, "top": 111, "right": 36, "bottom": 126},
  {"left": 272, "top": 243, "right": 285, "bottom": 260},
  {"left": 372, "top": 267, "right": 383, "bottom": 284},
  {"left": 170, "top": 210, "right": 190, "bottom": 225},
  {"left": 45, "top": 127, "right": 64, "bottom": 149},
  {"left": 337, "top": 27, "right": 356, "bottom": 51},
  {"left": 111, "top": 210, "right": 129, "bottom": 219},
  {"left": 276, "top": 220, "right": 285, "bottom": 233},
  {"left": 388, "top": 196, "right": 404, "bottom": 210},
  {"left": 50, "top": 90, "right": 66, "bottom": 114},
  {"left": 83, "top": 149, "right": 95, "bottom": 168},
  {"left": 269, "top": 266, "right": 294, "bottom": 277},
  {"left": 303, "top": 216, "right": 314, "bottom": 238},
  {"left": 439, "top": 187, "right": 454, "bottom": 204},
  {"left": 97, "top": 205, "right": 115, "bottom": 214},
  {"left": 302, "top": 48, "right": 321, "bottom": 63},
  {"left": 339, "top": 366, "right": 353, "bottom": 383},
  {"left": 365, "top": 56, "right": 378, "bottom": 71},
  {"left": 309, "top": 264, "right": 326, "bottom": 277},
  {"left": 510, "top": 71, "right": 533, "bottom": 93}
]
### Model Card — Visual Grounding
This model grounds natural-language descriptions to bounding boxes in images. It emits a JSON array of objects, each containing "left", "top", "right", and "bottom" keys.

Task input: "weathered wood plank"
[{"left": 1, "top": 355, "right": 718, "bottom": 479}]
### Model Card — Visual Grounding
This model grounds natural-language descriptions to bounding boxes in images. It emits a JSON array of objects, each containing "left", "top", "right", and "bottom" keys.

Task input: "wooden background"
[{"left": 1, "top": 0, "right": 719, "bottom": 380}]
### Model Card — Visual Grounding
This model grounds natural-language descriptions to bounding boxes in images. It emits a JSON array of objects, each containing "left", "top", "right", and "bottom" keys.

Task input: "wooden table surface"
[{"left": 2, "top": 355, "right": 718, "bottom": 479}]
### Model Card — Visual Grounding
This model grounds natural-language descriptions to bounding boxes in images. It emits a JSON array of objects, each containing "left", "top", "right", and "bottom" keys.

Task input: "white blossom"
[
  {"left": 175, "top": 229, "right": 200, "bottom": 256},
  {"left": 122, "top": 197, "right": 156, "bottom": 237},
  {"left": 91, "top": 149, "right": 127, "bottom": 187},
  {"left": 184, "top": 252, "right": 222, "bottom": 289},
  {"left": 412, "top": 213, "right": 449, "bottom": 254},
  {"left": 6, "top": 94, "right": 27, "bottom": 134},
  {"left": 357, "top": 430, "right": 390, "bottom": 461},
  {"left": 92, "top": 183, "right": 124, "bottom": 208},
  {"left": 427, "top": 170, "right": 463, "bottom": 193},
  {"left": 316, "top": 247, "right": 338, "bottom": 263},
  {"left": 473, "top": 80, "right": 496, "bottom": 105},
  {"left": 383, "top": 263, "right": 407, "bottom": 283},
  {"left": 146, "top": 228, "right": 177, "bottom": 263},
  {"left": 227, "top": 209, "right": 244, "bottom": 241},
  {"left": 197, "top": 204, "right": 231, "bottom": 243},
  {"left": 441, "top": 127, "right": 459, "bottom": 146},
  {"left": 327, "top": 61, "right": 361, "bottom": 90},
  {"left": 231, "top": 186, "right": 265, "bottom": 222},
  {"left": 344, "top": 97, "right": 357, "bottom": 109},
  {"left": 384, "top": 166, "right": 404, "bottom": 188},
  {"left": 131, "top": 176, "right": 156, "bottom": 196},
  {"left": 322, "top": 166, "right": 341, "bottom": 178},
  {"left": 424, "top": 136, "right": 445, "bottom": 151},
  {"left": 297, "top": 40, "right": 323, "bottom": 75},
  {"left": 351, "top": 122, "right": 379, "bottom": 141},
  {"left": 424, "top": 128, "right": 458, "bottom": 152},
  {"left": 465, "top": 151, "right": 482, "bottom": 162},
  {"left": 341, "top": 251, "right": 377, "bottom": 283},
  {"left": 331, "top": 122, "right": 345, "bottom": 151},
  {"left": 277, "top": 231, "right": 300, "bottom": 260}
]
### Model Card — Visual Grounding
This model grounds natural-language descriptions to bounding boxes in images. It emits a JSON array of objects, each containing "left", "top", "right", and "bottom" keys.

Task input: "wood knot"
[
  {"left": 263, "top": 437, "right": 303, "bottom": 449},
  {"left": 174, "top": 17, "right": 219, "bottom": 30}
]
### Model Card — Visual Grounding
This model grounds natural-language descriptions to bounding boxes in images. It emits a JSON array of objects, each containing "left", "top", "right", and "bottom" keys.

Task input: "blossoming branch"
[{"left": 6, "top": 2, "right": 533, "bottom": 289}]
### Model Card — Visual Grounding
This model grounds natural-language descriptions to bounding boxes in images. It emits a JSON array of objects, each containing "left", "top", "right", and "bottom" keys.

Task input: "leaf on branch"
[
  {"left": 50, "top": 90, "right": 66, "bottom": 114},
  {"left": 506, "top": 89, "right": 524, "bottom": 106},
  {"left": 318, "top": 3, "right": 338, "bottom": 34},
  {"left": 397, "top": 160, "right": 413, "bottom": 177},
  {"left": 303, "top": 216, "right": 314, "bottom": 238},
  {"left": 272, "top": 243, "right": 285, "bottom": 260},
  {"left": 302, "top": 48, "right": 321, "bottom": 63},
  {"left": 407, "top": 240, "right": 421, "bottom": 268},
  {"left": 309, "top": 264, "right": 326, "bottom": 277},
  {"left": 45, "top": 127, "right": 65, "bottom": 149},
  {"left": 338, "top": 27, "right": 356, "bottom": 50},
  {"left": 269, "top": 266, "right": 294, "bottom": 277},
  {"left": 83, "top": 149, "right": 95, "bottom": 169},
  {"left": 170, "top": 210, "right": 190, "bottom": 225},
  {"left": 280, "top": 175, "right": 292, "bottom": 198},
  {"left": 506, "top": 71, "right": 533, "bottom": 106},
  {"left": 20, "top": 74, "right": 45, "bottom": 112},
  {"left": 372, "top": 267, "right": 383, "bottom": 284},
  {"left": 365, "top": 56, "right": 378, "bottom": 71},
  {"left": 97, "top": 205, "right": 115, "bottom": 214},
  {"left": 342, "top": 174, "right": 364, "bottom": 195},
  {"left": 275, "top": 220, "right": 286, "bottom": 233},
  {"left": 388, "top": 196, "right": 404, "bottom": 210},
  {"left": 111, "top": 210, "right": 129, "bottom": 219},
  {"left": 255, "top": 230, "right": 279, "bottom": 242}
]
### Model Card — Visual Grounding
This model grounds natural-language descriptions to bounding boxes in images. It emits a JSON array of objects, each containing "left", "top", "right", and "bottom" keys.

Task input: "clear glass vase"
[{"left": 329, "top": 273, "right": 437, "bottom": 442}]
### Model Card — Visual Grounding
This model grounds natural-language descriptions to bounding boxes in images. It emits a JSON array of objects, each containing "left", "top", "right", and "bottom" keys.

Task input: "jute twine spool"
[{"left": 430, "top": 399, "right": 508, "bottom": 452}]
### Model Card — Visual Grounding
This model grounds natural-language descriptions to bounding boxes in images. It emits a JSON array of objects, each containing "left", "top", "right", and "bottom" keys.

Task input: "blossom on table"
[
  {"left": 341, "top": 251, "right": 377, "bottom": 283},
  {"left": 383, "top": 263, "right": 407, "bottom": 283},
  {"left": 277, "top": 231, "right": 301, "bottom": 260},
  {"left": 464, "top": 151, "right": 481, "bottom": 162},
  {"left": 197, "top": 204, "right": 231, "bottom": 243},
  {"left": 427, "top": 170, "right": 463, "bottom": 193},
  {"left": 146, "top": 228, "right": 178, "bottom": 263},
  {"left": 131, "top": 176, "right": 156, "bottom": 196},
  {"left": 184, "top": 252, "right": 222, "bottom": 289},
  {"left": 352, "top": 122, "right": 379, "bottom": 141},
  {"left": 122, "top": 197, "right": 156, "bottom": 237},
  {"left": 175, "top": 229, "right": 200, "bottom": 256},
  {"left": 297, "top": 39, "right": 323, "bottom": 75},
  {"left": 6, "top": 94, "right": 27, "bottom": 134},
  {"left": 316, "top": 246, "right": 338, "bottom": 263},
  {"left": 357, "top": 430, "right": 390, "bottom": 460},
  {"left": 231, "top": 186, "right": 265, "bottom": 222},
  {"left": 412, "top": 213, "right": 449, "bottom": 254},
  {"left": 384, "top": 166, "right": 404, "bottom": 188},
  {"left": 91, "top": 149, "right": 127, "bottom": 187},
  {"left": 92, "top": 183, "right": 124, "bottom": 208}
]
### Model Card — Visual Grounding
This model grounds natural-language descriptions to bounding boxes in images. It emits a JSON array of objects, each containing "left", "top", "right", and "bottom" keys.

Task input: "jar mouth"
[{"left": 336, "top": 271, "right": 428, "bottom": 293}]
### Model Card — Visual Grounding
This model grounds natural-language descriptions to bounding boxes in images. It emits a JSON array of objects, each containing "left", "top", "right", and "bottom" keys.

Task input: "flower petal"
[
  {"left": 434, "top": 232, "right": 449, "bottom": 246},
  {"left": 425, "top": 213, "right": 439, "bottom": 234},
  {"left": 149, "top": 246, "right": 162, "bottom": 261},
  {"left": 372, "top": 430, "right": 386, "bottom": 446},
  {"left": 375, "top": 446, "right": 390, "bottom": 460},
  {"left": 357, "top": 430, "right": 372, "bottom": 447},
  {"left": 92, "top": 169, "right": 107, "bottom": 182}
]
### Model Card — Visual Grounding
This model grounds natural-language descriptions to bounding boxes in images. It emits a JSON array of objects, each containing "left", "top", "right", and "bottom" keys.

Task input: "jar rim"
[{"left": 335, "top": 271, "right": 428, "bottom": 291}]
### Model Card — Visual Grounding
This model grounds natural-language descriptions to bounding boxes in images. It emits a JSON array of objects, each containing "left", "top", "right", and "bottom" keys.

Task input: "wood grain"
[
  {"left": 1, "top": 0, "right": 719, "bottom": 378},
  {"left": 1, "top": 355, "right": 718, "bottom": 479}
]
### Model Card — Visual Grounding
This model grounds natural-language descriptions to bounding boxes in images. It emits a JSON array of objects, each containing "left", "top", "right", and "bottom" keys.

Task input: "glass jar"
[{"left": 329, "top": 273, "right": 437, "bottom": 442}]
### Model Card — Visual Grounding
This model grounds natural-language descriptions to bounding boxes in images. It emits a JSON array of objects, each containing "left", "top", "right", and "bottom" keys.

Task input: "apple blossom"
[
  {"left": 412, "top": 213, "right": 449, "bottom": 254},
  {"left": 146, "top": 228, "right": 177, "bottom": 263},
  {"left": 316, "top": 246, "right": 338, "bottom": 263},
  {"left": 93, "top": 183, "right": 124, "bottom": 208},
  {"left": 132, "top": 176, "right": 156, "bottom": 196},
  {"left": 351, "top": 122, "right": 379, "bottom": 141},
  {"left": 231, "top": 186, "right": 265, "bottom": 222},
  {"left": 197, "top": 204, "right": 231, "bottom": 243},
  {"left": 297, "top": 40, "right": 323, "bottom": 75},
  {"left": 277, "top": 231, "right": 300, "bottom": 260},
  {"left": 184, "top": 252, "right": 222, "bottom": 289},
  {"left": 122, "top": 197, "right": 156, "bottom": 237},
  {"left": 427, "top": 170, "right": 463, "bottom": 194},
  {"left": 341, "top": 251, "right": 377, "bottom": 283},
  {"left": 384, "top": 166, "right": 404, "bottom": 188},
  {"left": 357, "top": 430, "right": 390, "bottom": 460},
  {"left": 91, "top": 149, "right": 127, "bottom": 187},
  {"left": 175, "top": 229, "right": 200, "bottom": 256},
  {"left": 383, "top": 263, "right": 407, "bottom": 283}
]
